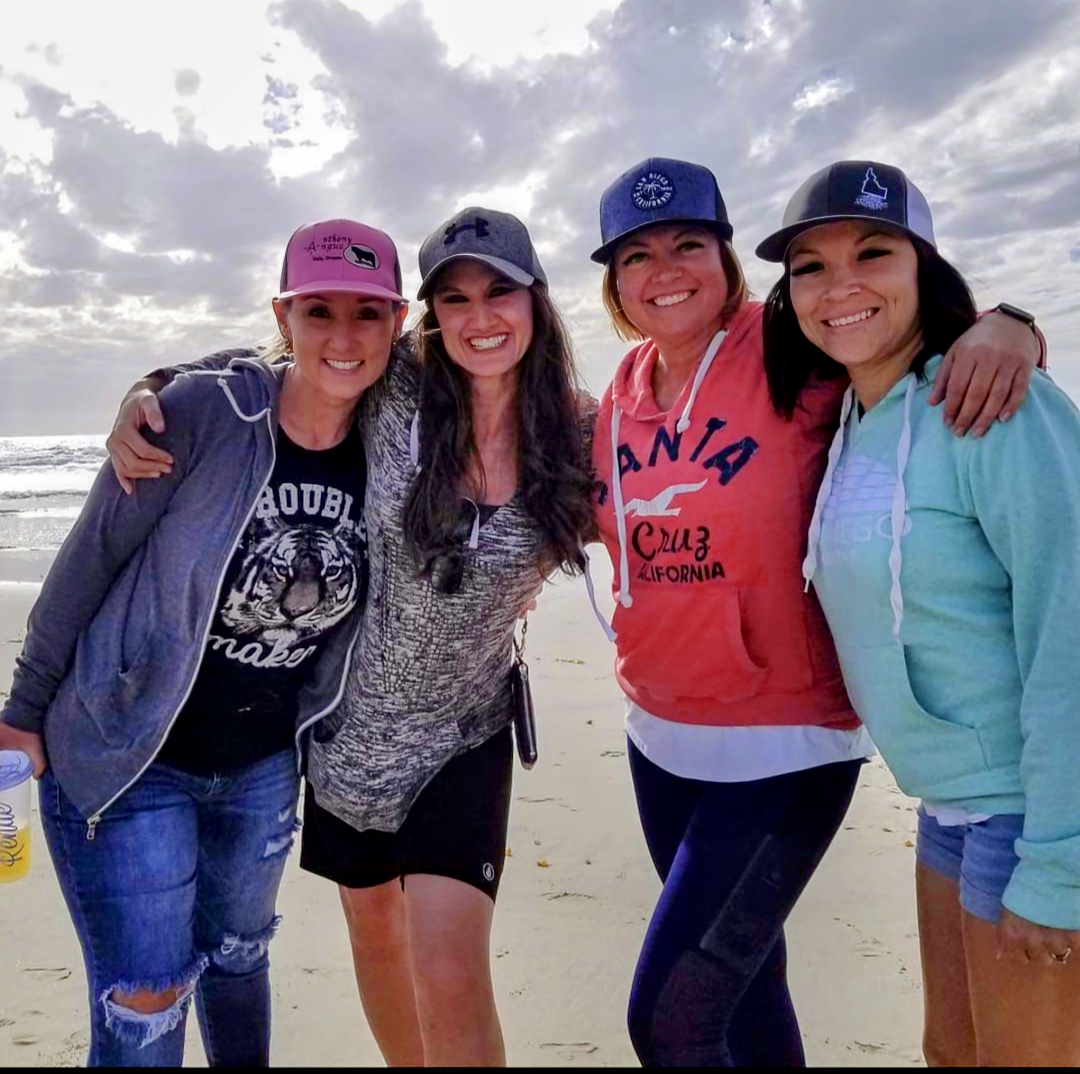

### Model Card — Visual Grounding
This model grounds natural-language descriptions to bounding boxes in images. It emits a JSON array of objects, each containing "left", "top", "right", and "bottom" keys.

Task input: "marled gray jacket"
[{"left": 0, "top": 354, "right": 364, "bottom": 825}]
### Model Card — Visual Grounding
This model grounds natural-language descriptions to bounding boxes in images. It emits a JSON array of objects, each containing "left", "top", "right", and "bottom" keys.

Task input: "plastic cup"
[{"left": 0, "top": 750, "right": 33, "bottom": 883}]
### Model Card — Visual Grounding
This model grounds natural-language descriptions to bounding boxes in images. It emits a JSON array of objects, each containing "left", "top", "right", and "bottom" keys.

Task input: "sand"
[{"left": 0, "top": 562, "right": 926, "bottom": 1067}]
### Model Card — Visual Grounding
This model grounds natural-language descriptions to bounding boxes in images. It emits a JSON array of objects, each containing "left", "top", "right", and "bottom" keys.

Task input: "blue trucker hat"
[
  {"left": 418, "top": 206, "right": 547, "bottom": 300},
  {"left": 591, "top": 157, "right": 733, "bottom": 264},
  {"left": 756, "top": 160, "right": 936, "bottom": 262}
]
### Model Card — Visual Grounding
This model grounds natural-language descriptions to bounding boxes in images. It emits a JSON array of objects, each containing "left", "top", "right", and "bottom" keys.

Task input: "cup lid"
[{"left": 0, "top": 750, "right": 33, "bottom": 791}]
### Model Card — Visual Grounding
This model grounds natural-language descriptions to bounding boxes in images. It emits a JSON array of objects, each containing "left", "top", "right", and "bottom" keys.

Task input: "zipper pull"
[{"left": 86, "top": 816, "right": 101, "bottom": 842}]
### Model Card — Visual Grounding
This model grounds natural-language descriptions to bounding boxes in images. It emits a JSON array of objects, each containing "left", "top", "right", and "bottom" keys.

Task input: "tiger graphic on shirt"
[{"left": 207, "top": 480, "right": 366, "bottom": 671}]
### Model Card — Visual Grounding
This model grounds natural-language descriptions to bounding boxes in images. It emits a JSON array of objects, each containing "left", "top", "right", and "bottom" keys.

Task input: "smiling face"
[
  {"left": 430, "top": 260, "right": 535, "bottom": 382},
  {"left": 274, "top": 292, "right": 405, "bottom": 404},
  {"left": 787, "top": 220, "right": 923, "bottom": 384},
  {"left": 612, "top": 225, "right": 729, "bottom": 344}
]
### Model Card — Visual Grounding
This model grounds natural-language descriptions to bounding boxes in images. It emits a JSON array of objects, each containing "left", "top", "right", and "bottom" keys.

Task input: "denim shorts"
[{"left": 916, "top": 807, "right": 1024, "bottom": 923}]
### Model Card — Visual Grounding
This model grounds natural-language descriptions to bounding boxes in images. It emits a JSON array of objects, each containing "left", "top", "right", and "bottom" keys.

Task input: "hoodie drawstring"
[
  {"left": 676, "top": 329, "right": 727, "bottom": 435},
  {"left": 610, "top": 404, "right": 634, "bottom": 610},
  {"left": 887, "top": 378, "right": 916, "bottom": 640},
  {"left": 802, "top": 377, "right": 916, "bottom": 643},
  {"left": 217, "top": 377, "right": 271, "bottom": 423},
  {"left": 606, "top": 328, "right": 729, "bottom": 621},
  {"left": 802, "top": 386, "right": 855, "bottom": 592},
  {"left": 580, "top": 541, "right": 618, "bottom": 642}
]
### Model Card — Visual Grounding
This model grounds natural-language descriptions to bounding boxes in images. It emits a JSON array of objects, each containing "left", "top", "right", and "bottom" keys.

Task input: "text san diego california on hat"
[
  {"left": 591, "top": 157, "right": 734, "bottom": 263},
  {"left": 278, "top": 219, "right": 405, "bottom": 302},
  {"left": 417, "top": 206, "right": 548, "bottom": 300},
  {"left": 756, "top": 161, "right": 936, "bottom": 262}
]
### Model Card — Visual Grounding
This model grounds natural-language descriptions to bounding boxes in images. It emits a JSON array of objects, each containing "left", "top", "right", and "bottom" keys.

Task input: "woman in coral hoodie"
[{"left": 587, "top": 157, "right": 1045, "bottom": 1067}]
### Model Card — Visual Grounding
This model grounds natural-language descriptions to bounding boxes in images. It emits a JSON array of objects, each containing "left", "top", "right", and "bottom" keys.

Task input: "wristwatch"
[{"left": 990, "top": 302, "right": 1037, "bottom": 330}]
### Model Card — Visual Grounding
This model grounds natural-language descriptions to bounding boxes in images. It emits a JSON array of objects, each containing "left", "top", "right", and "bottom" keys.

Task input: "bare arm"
[
  {"left": 106, "top": 378, "right": 171, "bottom": 495},
  {"left": 929, "top": 310, "right": 1045, "bottom": 438},
  {"left": 107, "top": 350, "right": 245, "bottom": 493}
]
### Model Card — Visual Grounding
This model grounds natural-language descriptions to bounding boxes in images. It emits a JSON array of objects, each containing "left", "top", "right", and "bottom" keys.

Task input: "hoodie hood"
[
  {"left": 216, "top": 352, "right": 287, "bottom": 425},
  {"left": 610, "top": 300, "right": 763, "bottom": 424}
]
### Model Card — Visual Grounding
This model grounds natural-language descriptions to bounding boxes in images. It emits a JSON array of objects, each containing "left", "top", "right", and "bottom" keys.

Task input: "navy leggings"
[{"left": 628, "top": 742, "right": 861, "bottom": 1067}]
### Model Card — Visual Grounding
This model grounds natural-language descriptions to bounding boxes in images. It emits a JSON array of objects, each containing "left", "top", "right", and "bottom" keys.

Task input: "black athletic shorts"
[{"left": 300, "top": 727, "right": 513, "bottom": 901}]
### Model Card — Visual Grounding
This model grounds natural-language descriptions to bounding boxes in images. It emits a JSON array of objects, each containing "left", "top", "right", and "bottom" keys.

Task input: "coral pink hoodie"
[{"left": 592, "top": 301, "right": 858, "bottom": 730}]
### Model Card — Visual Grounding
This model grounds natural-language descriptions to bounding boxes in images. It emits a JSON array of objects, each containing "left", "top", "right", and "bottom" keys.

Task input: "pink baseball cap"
[{"left": 278, "top": 219, "right": 405, "bottom": 302}]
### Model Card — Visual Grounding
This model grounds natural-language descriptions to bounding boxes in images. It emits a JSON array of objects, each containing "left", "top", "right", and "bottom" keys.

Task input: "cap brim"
[
  {"left": 755, "top": 214, "right": 934, "bottom": 263},
  {"left": 417, "top": 254, "right": 535, "bottom": 300},
  {"left": 590, "top": 218, "right": 734, "bottom": 264},
  {"left": 278, "top": 280, "right": 406, "bottom": 302}
]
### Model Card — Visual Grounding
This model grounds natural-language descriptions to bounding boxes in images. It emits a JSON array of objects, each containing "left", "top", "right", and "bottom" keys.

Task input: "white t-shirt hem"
[{"left": 625, "top": 698, "right": 876, "bottom": 783}]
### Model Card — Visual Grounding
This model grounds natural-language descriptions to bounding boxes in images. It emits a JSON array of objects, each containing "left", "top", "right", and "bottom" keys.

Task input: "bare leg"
[
  {"left": 915, "top": 863, "right": 977, "bottom": 1067},
  {"left": 405, "top": 874, "right": 505, "bottom": 1068},
  {"left": 339, "top": 882, "right": 426, "bottom": 1067},
  {"left": 964, "top": 909, "right": 1080, "bottom": 1067}
]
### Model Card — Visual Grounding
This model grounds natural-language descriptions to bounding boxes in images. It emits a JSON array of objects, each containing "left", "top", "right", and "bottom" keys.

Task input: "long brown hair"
[{"left": 402, "top": 281, "right": 594, "bottom": 580}]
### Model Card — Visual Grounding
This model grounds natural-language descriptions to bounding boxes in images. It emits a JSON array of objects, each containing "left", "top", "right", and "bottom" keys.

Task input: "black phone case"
[{"left": 511, "top": 658, "right": 538, "bottom": 770}]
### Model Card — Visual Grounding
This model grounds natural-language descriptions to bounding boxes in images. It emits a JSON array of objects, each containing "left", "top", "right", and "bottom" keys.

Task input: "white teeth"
[
  {"left": 826, "top": 309, "right": 876, "bottom": 327},
  {"left": 653, "top": 291, "right": 693, "bottom": 307},
  {"left": 326, "top": 359, "right": 361, "bottom": 370},
  {"left": 469, "top": 335, "right": 508, "bottom": 350}
]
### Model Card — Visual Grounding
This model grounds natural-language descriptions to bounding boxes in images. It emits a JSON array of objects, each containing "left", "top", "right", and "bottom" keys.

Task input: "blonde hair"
[
  {"left": 602, "top": 239, "right": 750, "bottom": 342},
  {"left": 258, "top": 296, "right": 292, "bottom": 363}
]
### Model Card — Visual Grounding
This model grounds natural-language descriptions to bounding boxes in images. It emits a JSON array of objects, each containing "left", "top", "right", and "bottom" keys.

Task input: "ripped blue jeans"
[{"left": 40, "top": 749, "right": 299, "bottom": 1067}]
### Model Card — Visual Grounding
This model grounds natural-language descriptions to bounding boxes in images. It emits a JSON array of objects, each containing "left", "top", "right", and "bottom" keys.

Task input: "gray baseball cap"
[
  {"left": 756, "top": 160, "right": 936, "bottom": 262},
  {"left": 417, "top": 206, "right": 548, "bottom": 300}
]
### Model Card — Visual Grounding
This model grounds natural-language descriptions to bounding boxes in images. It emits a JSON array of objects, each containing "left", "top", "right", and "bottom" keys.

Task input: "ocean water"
[{"left": 0, "top": 435, "right": 106, "bottom": 584}]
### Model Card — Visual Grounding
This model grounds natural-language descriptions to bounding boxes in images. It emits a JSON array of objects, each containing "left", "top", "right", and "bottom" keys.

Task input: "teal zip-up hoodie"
[{"left": 805, "top": 355, "right": 1080, "bottom": 929}]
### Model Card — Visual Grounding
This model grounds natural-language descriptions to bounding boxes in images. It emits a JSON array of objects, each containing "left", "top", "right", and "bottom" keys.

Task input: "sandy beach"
[{"left": 0, "top": 560, "right": 926, "bottom": 1067}]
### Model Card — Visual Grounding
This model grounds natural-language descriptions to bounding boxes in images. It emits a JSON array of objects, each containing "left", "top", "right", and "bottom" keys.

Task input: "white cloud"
[
  {"left": 793, "top": 76, "right": 851, "bottom": 112},
  {"left": 1, "top": 0, "right": 1079, "bottom": 433}
]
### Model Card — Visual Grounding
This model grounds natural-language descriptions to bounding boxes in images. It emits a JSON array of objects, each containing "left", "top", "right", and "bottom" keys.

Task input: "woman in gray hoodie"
[{"left": 0, "top": 218, "right": 406, "bottom": 1067}]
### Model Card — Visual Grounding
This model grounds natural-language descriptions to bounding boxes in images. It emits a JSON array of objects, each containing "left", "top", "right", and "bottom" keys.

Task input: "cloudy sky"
[{"left": 1, "top": 0, "right": 1079, "bottom": 435}]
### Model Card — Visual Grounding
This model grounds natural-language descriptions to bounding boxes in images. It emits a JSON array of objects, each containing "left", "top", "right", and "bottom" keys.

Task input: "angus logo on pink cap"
[{"left": 343, "top": 244, "right": 379, "bottom": 270}]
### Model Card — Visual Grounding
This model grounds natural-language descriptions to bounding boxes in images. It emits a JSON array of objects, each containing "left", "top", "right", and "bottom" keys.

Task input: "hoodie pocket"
[
  {"left": 75, "top": 629, "right": 163, "bottom": 748},
  {"left": 617, "top": 585, "right": 769, "bottom": 705},
  {"left": 842, "top": 643, "right": 990, "bottom": 798}
]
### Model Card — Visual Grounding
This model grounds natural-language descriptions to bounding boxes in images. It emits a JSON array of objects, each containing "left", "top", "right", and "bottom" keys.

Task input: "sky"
[{"left": 1, "top": 0, "right": 1079, "bottom": 434}]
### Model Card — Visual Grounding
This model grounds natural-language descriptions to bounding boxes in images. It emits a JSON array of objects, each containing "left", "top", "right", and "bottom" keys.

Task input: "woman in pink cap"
[{"left": 0, "top": 218, "right": 405, "bottom": 1067}]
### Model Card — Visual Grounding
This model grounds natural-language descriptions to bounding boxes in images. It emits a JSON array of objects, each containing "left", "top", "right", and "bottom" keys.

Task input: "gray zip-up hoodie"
[{"left": 0, "top": 353, "right": 363, "bottom": 824}]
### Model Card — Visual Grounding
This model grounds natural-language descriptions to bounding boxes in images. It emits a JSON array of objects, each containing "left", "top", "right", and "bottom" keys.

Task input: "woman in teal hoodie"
[{"left": 759, "top": 160, "right": 1080, "bottom": 1067}]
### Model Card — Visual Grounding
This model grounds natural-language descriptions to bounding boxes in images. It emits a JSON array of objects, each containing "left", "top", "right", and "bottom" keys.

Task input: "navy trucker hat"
[
  {"left": 418, "top": 206, "right": 547, "bottom": 300},
  {"left": 591, "top": 157, "right": 733, "bottom": 263},
  {"left": 756, "top": 160, "right": 936, "bottom": 262}
]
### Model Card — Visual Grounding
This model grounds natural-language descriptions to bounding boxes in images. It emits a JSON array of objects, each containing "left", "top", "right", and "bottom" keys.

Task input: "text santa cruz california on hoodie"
[{"left": 591, "top": 301, "right": 857, "bottom": 731}]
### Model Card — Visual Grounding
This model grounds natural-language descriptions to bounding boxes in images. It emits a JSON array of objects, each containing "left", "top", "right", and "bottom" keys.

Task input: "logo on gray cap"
[
  {"left": 343, "top": 244, "right": 380, "bottom": 270},
  {"left": 632, "top": 171, "right": 675, "bottom": 211},
  {"left": 854, "top": 167, "right": 889, "bottom": 212}
]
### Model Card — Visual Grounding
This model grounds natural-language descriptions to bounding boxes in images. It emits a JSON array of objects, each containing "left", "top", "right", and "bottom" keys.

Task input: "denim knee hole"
[
  {"left": 208, "top": 917, "right": 282, "bottom": 975},
  {"left": 263, "top": 816, "right": 302, "bottom": 859},
  {"left": 100, "top": 955, "right": 209, "bottom": 1049}
]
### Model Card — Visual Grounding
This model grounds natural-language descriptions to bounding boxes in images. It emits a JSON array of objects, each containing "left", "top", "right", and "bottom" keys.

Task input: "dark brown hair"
[
  {"left": 762, "top": 241, "right": 978, "bottom": 419},
  {"left": 403, "top": 281, "right": 594, "bottom": 581}
]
